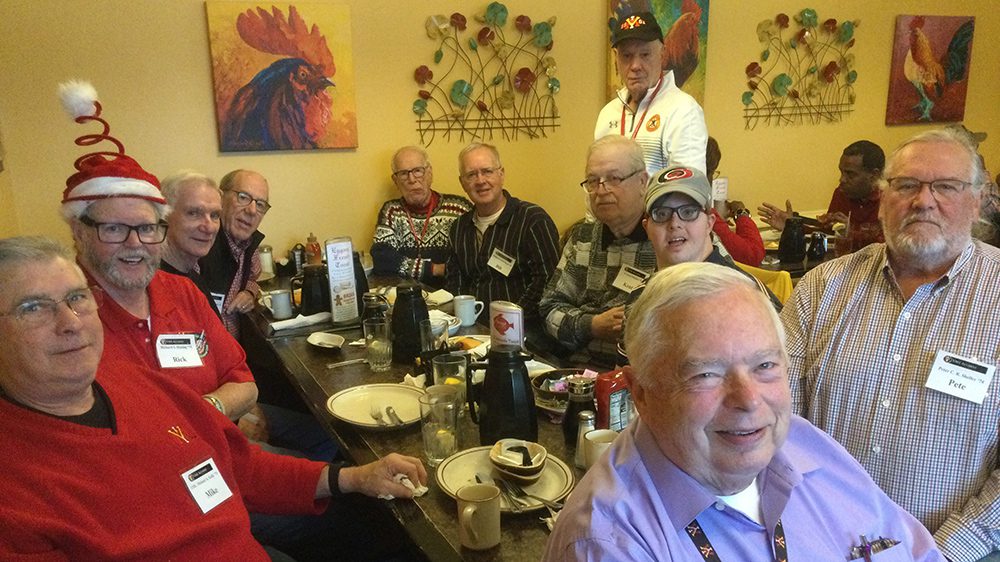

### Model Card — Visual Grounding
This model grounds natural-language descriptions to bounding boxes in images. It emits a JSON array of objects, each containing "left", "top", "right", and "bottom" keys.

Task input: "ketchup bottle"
[{"left": 595, "top": 369, "right": 631, "bottom": 431}]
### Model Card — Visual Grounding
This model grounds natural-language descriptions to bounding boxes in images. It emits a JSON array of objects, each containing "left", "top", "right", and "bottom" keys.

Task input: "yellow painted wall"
[{"left": 0, "top": 0, "right": 996, "bottom": 256}]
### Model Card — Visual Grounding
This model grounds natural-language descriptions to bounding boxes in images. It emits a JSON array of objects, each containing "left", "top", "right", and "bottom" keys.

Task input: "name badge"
[
  {"left": 211, "top": 292, "right": 226, "bottom": 312},
  {"left": 925, "top": 350, "right": 995, "bottom": 404},
  {"left": 156, "top": 334, "right": 205, "bottom": 369},
  {"left": 612, "top": 265, "right": 649, "bottom": 293},
  {"left": 182, "top": 457, "right": 233, "bottom": 514},
  {"left": 487, "top": 248, "right": 516, "bottom": 277}
]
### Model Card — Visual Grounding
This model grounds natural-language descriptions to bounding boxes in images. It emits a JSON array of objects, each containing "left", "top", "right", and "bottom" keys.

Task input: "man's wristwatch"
[
  {"left": 733, "top": 208, "right": 751, "bottom": 219},
  {"left": 203, "top": 394, "right": 226, "bottom": 416}
]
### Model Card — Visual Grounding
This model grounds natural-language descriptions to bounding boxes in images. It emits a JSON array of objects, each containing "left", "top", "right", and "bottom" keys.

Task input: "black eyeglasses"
[
  {"left": 392, "top": 166, "right": 428, "bottom": 180},
  {"left": 580, "top": 169, "right": 643, "bottom": 193},
  {"left": 886, "top": 177, "right": 974, "bottom": 200},
  {"left": 79, "top": 215, "right": 168, "bottom": 244},
  {"left": 227, "top": 190, "right": 271, "bottom": 214},
  {"left": 0, "top": 286, "right": 103, "bottom": 328},
  {"left": 648, "top": 204, "right": 704, "bottom": 223}
]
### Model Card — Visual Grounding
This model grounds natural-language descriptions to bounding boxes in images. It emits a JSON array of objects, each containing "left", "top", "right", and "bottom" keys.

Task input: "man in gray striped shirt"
[{"left": 782, "top": 128, "right": 1000, "bottom": 562}]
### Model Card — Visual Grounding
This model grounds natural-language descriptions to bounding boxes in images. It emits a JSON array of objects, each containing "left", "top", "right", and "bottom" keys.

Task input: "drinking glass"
[
  {"left": 419, "top": 385, "right": 460, "bottom": 466},
  {"left": 432, "top": 353, "right": 468, "bottom": 416},
  {"left": 419, "top": 318, "right": 449, "bottom": 352},
  {"left": 364, "top": 318, "right": 392, "bottom": 372}
]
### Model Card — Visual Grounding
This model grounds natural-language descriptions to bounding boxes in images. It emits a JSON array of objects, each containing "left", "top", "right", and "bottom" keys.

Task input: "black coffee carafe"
[
  {"left": 778, "top": 215, "right": 807, "bottom": 263},
  {"left": 467, "top": 345, "right": 538, "bottom": 445},
  {"left": 390, "top": 282, "right": 428, "bottom": 364},
  {"left": 290, "top": 264, "right": 330, "bottom": 316}
]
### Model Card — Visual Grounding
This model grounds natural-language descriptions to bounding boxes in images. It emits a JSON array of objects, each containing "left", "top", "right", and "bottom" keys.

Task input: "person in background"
[
  {"left": 758, "top": 140, "right": 885, "bottom": 252},
  {"left": 595, "top": 11, "right": 707, "bottom": 175},
  {"left": 200, "top": 168, "right": 270, "bottom": 340},
  {"left": 371, "top": 146, "right": 472, "bottom": 289},
  {"left": 446, "top": 142, "right": 560, "bottom": 331},
  {"left": 782, "top": 128, "right": 1000, "bottom": 560},
  {"left": 160, "top": 170, "right": 223, "bottom": 314},
  {"left": 705, "top": 137, "right": 765, "bottom": 266},
  {"left": 539, "top": 136, "right": 656, "bottom": 367},
  {"left": 0, "top": 235, "right": 427, "bottom": 561},
  {"left": 544, "top": 262, "right": 942, "bottom": 561}
]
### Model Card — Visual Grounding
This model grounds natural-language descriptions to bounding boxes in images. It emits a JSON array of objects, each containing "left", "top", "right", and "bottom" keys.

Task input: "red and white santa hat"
[{"left": 58, "top": 80, "right": 167, "bottom": 218}]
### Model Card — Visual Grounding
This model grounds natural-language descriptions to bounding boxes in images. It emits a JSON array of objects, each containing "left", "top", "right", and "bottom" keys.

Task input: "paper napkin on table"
[
  {"left": 401, "top": 373, "right": 426, "bottom": 389},
  {"left": 425, "top": 289, "right": 453, "bottom": 306},
  {"left": 378, "top": 473, "right": 428, "bottom": 500},
  {"left": 269, "top": 312, "right": 331, "bottom": 332}
]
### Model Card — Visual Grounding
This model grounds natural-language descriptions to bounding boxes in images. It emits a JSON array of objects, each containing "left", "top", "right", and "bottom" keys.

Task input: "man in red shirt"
[{"left": 758, "top": 140, "right": 885, "bottom": 252}]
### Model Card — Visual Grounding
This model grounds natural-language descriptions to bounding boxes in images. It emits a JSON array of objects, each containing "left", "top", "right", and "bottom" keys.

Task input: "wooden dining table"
[{"left": 243, "top": 279, "right": 581, "bottom": 561}]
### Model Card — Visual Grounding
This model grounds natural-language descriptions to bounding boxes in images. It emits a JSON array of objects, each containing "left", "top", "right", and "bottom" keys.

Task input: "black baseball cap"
[{"left": 611, "top": 12, "right": 664, "bottom": 47}]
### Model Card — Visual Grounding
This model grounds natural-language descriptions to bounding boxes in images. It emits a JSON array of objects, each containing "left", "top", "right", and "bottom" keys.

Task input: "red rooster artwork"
[
  {"left": 207, "top": 3, "right": 358, "bottom": 152},
  {"left": 886, "top": 15, "right": 975, "bottom": 125}
]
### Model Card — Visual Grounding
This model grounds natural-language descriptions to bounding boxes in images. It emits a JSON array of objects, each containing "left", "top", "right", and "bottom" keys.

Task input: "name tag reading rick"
[
  {"left": 156, "top": 334, "right": 204, "bottom": 369},
  {"left": 925, "top": 350, "right": 995, "bottom": 404},
  {"left": 612, "top": 265, "right": 648, "bottom": 293},
  {"left": 182, "top": 458, "right": 233, "bottom": 514},
  {"left": 487, "top": 248, "right": 516, "bottom": 277}
]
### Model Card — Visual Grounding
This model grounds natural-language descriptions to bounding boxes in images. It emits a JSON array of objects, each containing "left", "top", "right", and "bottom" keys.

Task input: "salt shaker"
[{"left": 574, "top": 411, "right": 595, "bottom": 469}]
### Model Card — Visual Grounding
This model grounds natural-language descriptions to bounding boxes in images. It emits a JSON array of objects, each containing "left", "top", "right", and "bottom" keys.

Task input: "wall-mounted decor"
[
  {"left": 606, "top": 0, "right": 710, "bottom": 104},
  {"left": 885, "top": 15, "right": 974, "bottom": 125},
  {"left": 411, "top": 2, "right": 560, "bottom": 145},
  {"left": 206, "top": 3, "right": 357, "bottom": 152},
  {"left": 742, "top": 9, "right": 858, "bottom": 129}
]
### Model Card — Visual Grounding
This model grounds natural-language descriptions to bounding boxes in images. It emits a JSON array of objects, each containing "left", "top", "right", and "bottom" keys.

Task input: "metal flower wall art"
[
  {"left": 412, "top": 3, "right": 560, "bottom": 145},
  {"left": 742, "top": 9, "right": 859, "bottom": 129}
]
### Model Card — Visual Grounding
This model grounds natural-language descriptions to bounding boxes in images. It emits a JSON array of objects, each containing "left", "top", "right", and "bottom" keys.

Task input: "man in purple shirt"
[{"left": 544, "top": 262, "right": 942, "bottom": 561}]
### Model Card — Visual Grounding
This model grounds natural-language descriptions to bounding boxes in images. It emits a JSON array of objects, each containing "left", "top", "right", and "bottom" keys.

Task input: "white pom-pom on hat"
[{"left": 58, "top": 80, "right": 99, "bottom": 119}]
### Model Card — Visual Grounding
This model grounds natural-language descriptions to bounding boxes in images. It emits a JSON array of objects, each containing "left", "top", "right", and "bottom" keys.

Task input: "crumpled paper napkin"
[
  {"left": 378, "top": 473, "right": 428, "bottom": 500},
  {"left": 401, "top": 373, "right": 426, "bottom": 389}
]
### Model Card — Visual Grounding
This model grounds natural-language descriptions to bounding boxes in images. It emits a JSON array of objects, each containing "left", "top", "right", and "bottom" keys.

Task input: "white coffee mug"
[
  {"left": 456, "top": 484, "right": 501, "bottom": 550},
  {"left": 263, "top": 289, "right": 294, "bottom": 320},
  {"left": 453, "top": 295, "right": 485, "bottom": 327},
  {"left": 584, "top": 429, "right": 618, "bottom": 469}
]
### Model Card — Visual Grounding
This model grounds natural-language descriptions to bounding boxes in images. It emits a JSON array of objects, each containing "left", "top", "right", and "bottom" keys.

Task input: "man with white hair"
[
  {"left": 539, "top": 136, "right": 656, "bottom": 366},
  {"left": 782, "top": 128, "right": 1000, "bottom": 561},
  {"left": 160, "top": 170, "right": 223, "bottom": 313},
  {"left": 544, "top": 262, "right": 942, "bottom": 561}
]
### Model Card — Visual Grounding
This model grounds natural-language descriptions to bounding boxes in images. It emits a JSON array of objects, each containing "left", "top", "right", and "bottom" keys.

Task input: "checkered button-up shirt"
[{"left": 782, "top": 241, "right": 1000, "bottom": 562}]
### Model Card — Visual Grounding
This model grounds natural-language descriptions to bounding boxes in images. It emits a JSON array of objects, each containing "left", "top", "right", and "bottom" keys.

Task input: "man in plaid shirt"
[{"left": 782, "top": 128, "right": 1000, "bottom": 562}]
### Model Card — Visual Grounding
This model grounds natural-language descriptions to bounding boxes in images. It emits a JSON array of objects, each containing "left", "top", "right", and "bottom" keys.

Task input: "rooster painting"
[
  {"left": 660, "top": 0, "right": 702, "bottom": 88},
  {"left": 207, "top": 3, "right": 358, "bottom": 151},
  {"left": 887, "top": 15, "right": 975, "bottom": 125}
]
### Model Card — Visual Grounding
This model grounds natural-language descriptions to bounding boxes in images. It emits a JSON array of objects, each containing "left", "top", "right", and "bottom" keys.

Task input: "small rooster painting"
[
  {"left": 886, "top": 15, "right": 975, "bottom": 125},
  {"left": 207, "top": 3, "right": 357, "bottom": 152},
  {"left": 607, "top": 0, "right": 710, "bottom": 103}
]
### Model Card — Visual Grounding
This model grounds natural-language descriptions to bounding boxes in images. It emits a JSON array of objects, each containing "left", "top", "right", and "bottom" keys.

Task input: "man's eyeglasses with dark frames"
[
  {"left": 227, "top": 190, "right": 272, "bottom": 214},
  {"left": 648, "top": 204, "right": 705, "bottom": 223},
  {"left": 0, "top": 286, "right": 103, "bottom": 328},
  {"left": 392, "top": 166, "right": 428, "bottom": 180},
  {"left": 79, "top": 215, "right": 168, "bottom": 244},
  {"left": 580, "top": 169, "right": 643, "bottom": 193}
]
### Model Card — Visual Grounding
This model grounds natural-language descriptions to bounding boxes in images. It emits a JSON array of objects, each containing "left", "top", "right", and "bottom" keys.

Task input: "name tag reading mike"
[
  {"left": 487, "top": 248, "right": 516, "bottom": 277},
  {"left": 156, "top": 334, "right": 204, "bottom": 369},
  {"left": 925, "top": 350, "right": 995, "bottom": 404},
  {"left": 612, "top": 265, "right": 649, "bottom": 293},
  {"left": 182, "top": 458, "right": 233, "bottom": 514}
]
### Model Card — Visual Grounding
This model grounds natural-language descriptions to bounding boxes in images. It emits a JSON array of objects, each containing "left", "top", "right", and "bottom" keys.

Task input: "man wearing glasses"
[
  {"left": 201, "top": 169, "right": 271, "bottom": 340},
  {"left": 371, "top": 146, "right": 472, "bottom": 289},
  {"left": 538, "top": 136, "right": 656, "bottom": 366},
  {"left": 617, "top": 165, "right": 780, "bottom": 362},
  {"left": 446, "top": 142, "right": 560, "bottom": 330},
  {"left": 782, "top": 128, "right": 1000, "bottom": 562}
]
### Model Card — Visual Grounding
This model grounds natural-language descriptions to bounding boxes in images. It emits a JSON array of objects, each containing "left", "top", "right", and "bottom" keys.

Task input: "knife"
[{"left": 385, "top": 405, "right": 405, "bottom": 426}]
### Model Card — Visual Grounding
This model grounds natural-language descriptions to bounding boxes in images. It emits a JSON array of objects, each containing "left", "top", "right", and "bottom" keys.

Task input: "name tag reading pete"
[
  {"left": 487, "top": 248, "right": 516, "bottom": 277},
  {"left": 156, "top": 334, "right": 204, "bottom": 369},
  {"left": 925, "top": 350, "right": 995, "bottom": 404}
]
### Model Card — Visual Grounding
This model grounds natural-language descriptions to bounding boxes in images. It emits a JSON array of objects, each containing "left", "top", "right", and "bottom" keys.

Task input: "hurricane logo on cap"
[{"left": 658, "top": 167, "right": 695, "bottom": 183}]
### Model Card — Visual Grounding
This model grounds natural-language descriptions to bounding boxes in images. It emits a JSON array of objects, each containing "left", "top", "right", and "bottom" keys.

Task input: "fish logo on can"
[{"left": 490, "top": 300, "right": 523, "bottom": 348}]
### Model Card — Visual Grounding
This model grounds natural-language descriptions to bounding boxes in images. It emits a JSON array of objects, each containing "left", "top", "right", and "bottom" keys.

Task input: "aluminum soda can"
[{"left": 489, "top": 300, "right": 523, "bottom": 348}]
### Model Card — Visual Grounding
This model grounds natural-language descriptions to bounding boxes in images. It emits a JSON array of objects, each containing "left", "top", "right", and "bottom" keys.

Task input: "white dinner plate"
[
  {"left": 325, "top": 384, "right": 424, "bottom": 430},
  {"left": 436, "top": 446, "right": 574, "bottom": 513}
]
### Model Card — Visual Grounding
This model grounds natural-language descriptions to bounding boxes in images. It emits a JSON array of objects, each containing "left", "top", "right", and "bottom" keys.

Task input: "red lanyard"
[
  {"left": 619, "top": 75, "right": 664, "bottom": 140},
  {"left": 403, "top": 193, "right": 438, "bottom": 275}
]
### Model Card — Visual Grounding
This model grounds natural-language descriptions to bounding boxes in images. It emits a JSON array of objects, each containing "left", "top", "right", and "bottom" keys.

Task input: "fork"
[
  {"left": 496, "top": 478, "right": 563, "bottom": 510},
  {"left": 368, "top": 401, "right": 388, "bottom": 426},
  {"left": 476, "top": 472, "right": 523, "bottom": 513}
]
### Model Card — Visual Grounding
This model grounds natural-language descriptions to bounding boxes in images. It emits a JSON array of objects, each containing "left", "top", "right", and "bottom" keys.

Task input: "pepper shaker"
[{"left": 574, "top": 411, "right": 595, "bottom": 469}]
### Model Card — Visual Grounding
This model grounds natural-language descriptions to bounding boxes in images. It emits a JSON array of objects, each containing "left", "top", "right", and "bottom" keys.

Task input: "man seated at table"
[
  {"left": 539, "top": 136, "right": 656, "bottom": 367},
  {"left": 372, "top": 145, "right": 472, "bottom": 289},
  {"left": 0, "top": 236, "right": 427, "bottom": 561},
  {"left": 543, "top": 262, "right": 942, "bottom": 561},
  {"left": 758, "top": 140, "right": 885, "bottom": 252},
  {"left": 446, "top": 142, "right": 560, "bottom": 331},
  {"left": 201, "top": 168, "right": 271, "bottom": 340},
  {"left": 160, "top": 170, "right": 223, "bottom": 314}
]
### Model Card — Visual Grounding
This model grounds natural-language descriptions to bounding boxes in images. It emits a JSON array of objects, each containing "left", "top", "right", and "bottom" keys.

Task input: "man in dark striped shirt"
[{"left": 446, "top": 143, "right": 560, "bottom": 331}]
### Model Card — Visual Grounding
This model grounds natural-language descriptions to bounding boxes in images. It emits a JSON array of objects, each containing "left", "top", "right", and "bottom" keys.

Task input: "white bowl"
[{"left": 306, "top": 332, "right": 345, "bottom": 350}]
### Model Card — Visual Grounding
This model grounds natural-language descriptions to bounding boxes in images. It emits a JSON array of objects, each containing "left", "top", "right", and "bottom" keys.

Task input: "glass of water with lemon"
[{"left": 364, "top": 319, "right": 392, "bottom": 372}]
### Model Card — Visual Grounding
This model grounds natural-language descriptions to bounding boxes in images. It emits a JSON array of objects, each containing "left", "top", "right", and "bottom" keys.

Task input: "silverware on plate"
[{"left": 385, "top": 405, "right": 405, "bottom": 426}]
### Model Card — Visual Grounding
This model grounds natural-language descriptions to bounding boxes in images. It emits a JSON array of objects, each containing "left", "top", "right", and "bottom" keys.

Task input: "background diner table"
[{"left": 244, "top": 276, "right": 579, "bottom": 561}]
